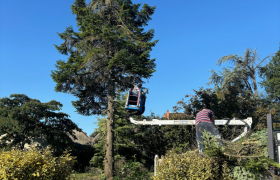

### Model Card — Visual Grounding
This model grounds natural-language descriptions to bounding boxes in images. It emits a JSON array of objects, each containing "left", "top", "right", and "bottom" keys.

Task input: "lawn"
[
  {"left": 72, "top": 172, "right": 101, "bottom": 180},
  {"left": 72, "top": 172, "right": 154, "bottom": 180}
]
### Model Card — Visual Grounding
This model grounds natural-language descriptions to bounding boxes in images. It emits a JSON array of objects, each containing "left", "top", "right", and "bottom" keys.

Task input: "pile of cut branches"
[{"left": 202, "top": 129, "right": 280, "bottom": 179}]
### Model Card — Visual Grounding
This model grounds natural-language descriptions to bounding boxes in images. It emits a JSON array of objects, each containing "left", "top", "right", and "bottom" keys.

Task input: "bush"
[
  {"left": 113, "top": 155, "right": 151, "bottom": 180},
  {"left": 152, "top": 149, "right": 227, "bottom": 180},
  {"left": 0, "top": 146, "right": 76, "bottom": 180},
  {"left": 220, "top": 129, "right": 279, "bottom": 179},
  {"left": 153, "top": 129, "right": 280, "bottom": 180}
]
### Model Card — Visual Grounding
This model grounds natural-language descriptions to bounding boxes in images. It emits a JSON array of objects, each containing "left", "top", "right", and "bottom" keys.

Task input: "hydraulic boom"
[{"left": 129, "top": 117, "right": 252, "bottom": 142}]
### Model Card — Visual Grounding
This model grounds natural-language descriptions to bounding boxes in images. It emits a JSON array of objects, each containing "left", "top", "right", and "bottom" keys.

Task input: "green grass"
[
  {"left": 72, "top": 167, "right": 104, "bottom": 180},
  {"left": 72, "top": 168, "right": 154, "bottom": 180},
  {"left": 72, "top": 172, "right": 101, "bottom": 180},
  {"left": 72, "top": 172, "right": 154, "bottom": 180}
]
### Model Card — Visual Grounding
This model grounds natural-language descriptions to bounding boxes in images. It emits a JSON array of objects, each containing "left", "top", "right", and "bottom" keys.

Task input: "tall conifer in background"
[{"left": 51, "top": 0, "right": 158, "bottom": 178}]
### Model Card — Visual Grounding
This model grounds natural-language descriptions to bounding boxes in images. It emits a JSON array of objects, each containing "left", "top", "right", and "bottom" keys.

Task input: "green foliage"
[
  {"left": 260, "top": 47, "right": 280, "bottom": 117},
  {"left": 0, "top": 94, "right": 80, "bottom": 156},
  {"left": 173, "top": 87, "right": 258, "bottom": 120},
  {"left": 201, "top": 130, "right": 224, "bottom": 157},
  {"left": 172, "top": 87, "right": 261, "bottom": 139},
  {"left": 72, "top": 169, "right": 103, "bottom": 180},
  {"left": 91, "top": 92, "right": 195, "bottom": 171},
  {"left": 153, "top": 130, "right": 280, "bottom": 180},
  {"left": 202, "top": 130, "right": 280, "bottom": 179},
  {"left": 52, "top": 1, "right": 158, "bottom": 177},
  {"left": 113, "top": 154, "right": 151, "bottom": 180},
  {"left": 90, "top": 117, "right": 107, "bottom": 169},
  {"left": 152, "top": 149, "right": 224, "bottom": 180},
  {"left": 249, "top": 129, "right": 269, "bottom": 157},
  {"left": 0, "top": 147, "right": 76, "bottom": 180},
  {"left": 101, "top": 173, "right": 105, "bottom": 180},
  {"left": 208, "top": 48, "right": 273, "bottom": 96},
  {"left": 206, "top": 48, "right": 277, "bottom": 128},
  {"left": 93, "top": 90, "right": 252, "bottom": 173},
  {"left": 51, "top": 0, "right": 158, "bottom": 116},
  {"left": 231, "top": 166, "right": 257, "bottom": 180},
  {"left": 160, "top": 125, "right": 196, "bottom": 153}
]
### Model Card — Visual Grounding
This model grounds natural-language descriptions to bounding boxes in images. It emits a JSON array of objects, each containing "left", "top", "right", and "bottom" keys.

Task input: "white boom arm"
[
  {"left": 129, "top": 117, "right": 252, "bottom": 142},
  {"left": 130, "top": 117, "right": 253, "bottom": 177}
]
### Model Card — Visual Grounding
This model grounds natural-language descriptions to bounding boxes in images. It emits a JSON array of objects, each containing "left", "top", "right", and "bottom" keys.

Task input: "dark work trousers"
[{"left": 196, "top": 121, "right": 222, "bottom": 154}]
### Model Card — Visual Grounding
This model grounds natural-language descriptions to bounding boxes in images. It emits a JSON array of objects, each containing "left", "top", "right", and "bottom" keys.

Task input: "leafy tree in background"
[
  {"left": 208, "top": 48, "right": 274, "bottom": 96},
  {"left": 172, "top": 87, "right": 264, "bottom": 139},
  {"left": 90, "top": 116, "right": 107, "bottom": 169},
  {"left": 207, "top": 48, "right": 276, "bottom": 129},
  {"left": 51, "top": 0, "right": 158, "bottom": 178},
  {"left": 173, "top": 88, "right": 258, "bottom": 119},
  {"left": 0, "top": 94, "right": 80, "bottom": 156},
  {"left": 260, "top": 47, "right": 280, "bottom": 118},
  {"left": 160, "top": 125, "right": 197, "bottom": 153},
  {"left": 160, "top": 111, "right": 197, "bottom": 153},
  {"left": 91, "top": 88, "right": 268, "bottom": 173}
]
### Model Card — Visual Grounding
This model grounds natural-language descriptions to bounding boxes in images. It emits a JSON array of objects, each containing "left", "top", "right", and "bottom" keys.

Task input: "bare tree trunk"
[
  {"left": 250, "top": 53, "right": 258, "bottom": 96},
  {"left": 252, "top": 72, "right": 258, "bottom": 96},
  {"left": 105, "top": 75, "right": 115, "bottom": 179}
]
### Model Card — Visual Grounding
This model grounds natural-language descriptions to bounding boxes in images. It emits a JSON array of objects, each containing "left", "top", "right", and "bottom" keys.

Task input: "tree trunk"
[
  {"left": 250, "top": 54, "right": 258, "bottom": 96},
  {"left": 105, "top": 76, "right": 115, "bottom": 179},
  {"left": 105, "top": 11, "right": 115, "bottom": 178},
  {"left": 252, "top": 72, "right": 258, "bottom": 96}
]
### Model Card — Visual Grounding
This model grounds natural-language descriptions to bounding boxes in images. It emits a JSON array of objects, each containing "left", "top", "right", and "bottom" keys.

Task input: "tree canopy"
[
  {"left": 208, "top": 48, "right": 273, "bottom": 96},
  {"left": 51, "top": 0, "right": 158, "bottom": 177},
  {"left": 260, "top": 47, "right": 280, "bottom": 116},
  {"left": 51, "top": 0, "right": 158, "bottom": 116},
  {"left": 0, "top": 94, "right": 80, "bottom": 155}
]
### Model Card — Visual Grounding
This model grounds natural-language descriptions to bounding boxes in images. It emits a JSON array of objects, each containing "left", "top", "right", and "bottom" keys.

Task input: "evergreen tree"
[
  {"left": 0, "top": 94, "right": 80, "bottom": 155},
  {"left": 208, "top": 48, "right": 274, "bottom": 96},
  {"left": 90, "top": 92, "right": 167, "bottom": 172},
  {"left": 51, "top": 0, "right": 158, "bottom": 178},
  {"left": 260, "top": 47, "right": 280, "bottom": 116}
]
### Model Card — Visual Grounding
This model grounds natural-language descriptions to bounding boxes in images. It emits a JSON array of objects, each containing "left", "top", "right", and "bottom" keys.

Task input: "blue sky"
[{"left": 0, "top": 0, "right": 279, "bottom": 136}]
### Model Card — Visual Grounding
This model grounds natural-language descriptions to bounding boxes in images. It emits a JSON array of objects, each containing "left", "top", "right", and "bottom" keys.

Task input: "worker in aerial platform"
[
  {"left": 125, "top": 82, "right": 146, "bottom": 116},
  {"left": 131, "top": 82, "right": 142, "bottom": 90},
  {"left": 195, "top": 104, "right": 222, "bottom": 154},
  {"left": 131, "top": 82, "right": 142, "bottom": 101}
]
